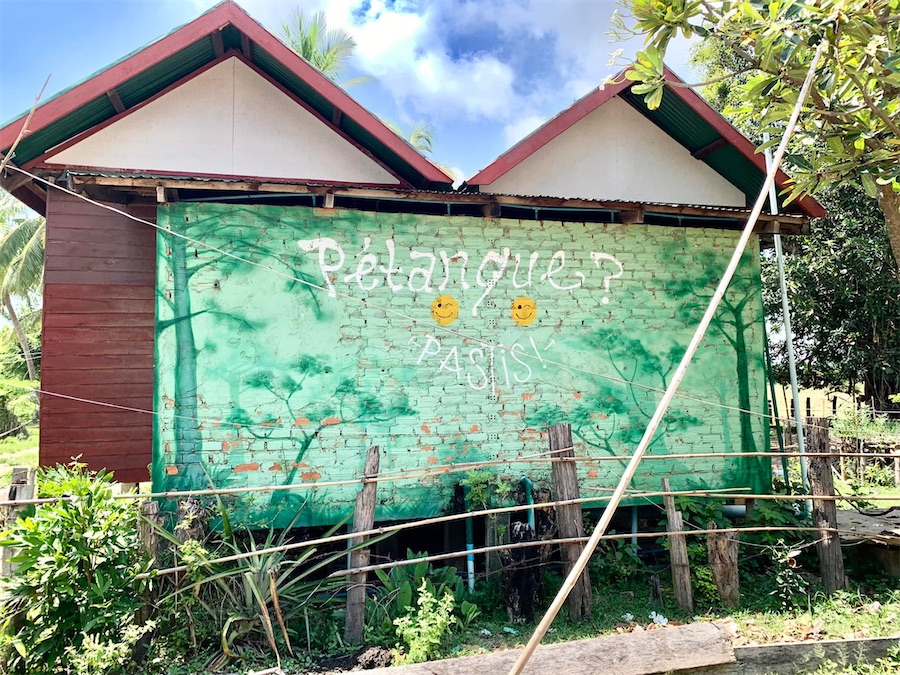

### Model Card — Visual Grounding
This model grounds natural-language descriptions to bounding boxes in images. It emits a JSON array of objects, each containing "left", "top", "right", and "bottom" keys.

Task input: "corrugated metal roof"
[{"left": 65, "top": 168, "right": 805, "bottom": 218}]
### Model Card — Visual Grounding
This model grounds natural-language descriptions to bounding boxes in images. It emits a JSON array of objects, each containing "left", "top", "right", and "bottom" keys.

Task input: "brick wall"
[{"left": 155, "top": 203, "right": 769, "bottom": 526}]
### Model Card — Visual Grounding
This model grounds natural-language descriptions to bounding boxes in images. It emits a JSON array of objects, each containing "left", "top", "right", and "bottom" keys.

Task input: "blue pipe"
[
  {"left": 463, "top": 485, "right": 475, "bottom": 593},
  {"left": 520, "top": 476, "right": 535, "bottom": 530}
]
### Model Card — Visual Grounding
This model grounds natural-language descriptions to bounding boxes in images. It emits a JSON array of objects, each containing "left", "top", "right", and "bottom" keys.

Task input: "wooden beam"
[
  {"left": 323, "top": 192, "right": 335, "bottom": 209},
  {"left": 332, "top": 108, "right": 343, "bottom": 127},
  {"left": 692, "top": 137, "right": 729, "bottom": 161},
  {"left": 620, "top": 208, "right": 644, "bottom": 224},
  {"left": 106, "top": 89, "right": 126, "bottom": 114},
  {"left": 359, "top": 623, "right": 735, "bottom": 675},
  {"left": 0, "top": 163, "right": 31, "bottom": 192},
  {"left": 67, "top": 174, "right": 810, "bottom": 231},
  {"left": 240, "top": 33, "right": 252, "bottom": 60},
  {"left": 211, "top": 30, "right": 225, "bottom": 58}
]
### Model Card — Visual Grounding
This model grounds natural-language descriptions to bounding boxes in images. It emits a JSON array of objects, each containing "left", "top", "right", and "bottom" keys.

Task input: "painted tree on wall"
[
  {"left": 664, "top": 249, "right": 768, "bottom": 490},
  {"left": 157, "top": 208, "right": 325, "bottom": 491},
  {"left": 527, "top": 328, "right": 702, "bottom": 484}
]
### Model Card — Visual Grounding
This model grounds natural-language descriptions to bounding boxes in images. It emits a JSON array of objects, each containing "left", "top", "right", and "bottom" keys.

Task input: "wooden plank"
[
  {"left": 549, "top": 422, "right": 592, "bottom": 621},
  {"left": 43, "top": 313, "right": 154, "bottom": 329},
  {"left": 41, "top": 356, "right": 154, "bottom": 371},
  {"left": 45, "top": 283, "right": 155, "bottom": 301},
  {"left": 44, "top": 270, "right": 156, "bottom": 286},
  {"left": 360, "top": 623, "right": 735, "bottom": 675},
  {"left": 707, "top": 523, "right": 740, "bottom": 607},
  {"left": 345, "top": 445, "right": 380, "bottom": 644},
  {"left": 40, "top": 425, "right": 152, "bottom": 443},
  {"left": 663, "top": 477, "right": 694, "bottom": 613},
  {"left": 42, "top": 383, "right": 155, "bottom": 399},
  {"left": 40, "top": 339, "right": 154, "bottom": 356},
  {"left": 807, "top": 416, "right": 846, "bottom": 594},
  {"left": 43, "top": 296, "right": 155, "bottom": 313},
  {"left": 684, "top": 636, "right": 900, "bottom": 674},
  {"left": 43, "top": 327, "right": 155, "bottom": 342}
]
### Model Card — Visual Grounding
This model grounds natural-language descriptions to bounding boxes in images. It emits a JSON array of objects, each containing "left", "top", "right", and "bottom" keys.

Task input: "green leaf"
[{"left": 861, "top": 172, "right": 878, "bottom": 197}]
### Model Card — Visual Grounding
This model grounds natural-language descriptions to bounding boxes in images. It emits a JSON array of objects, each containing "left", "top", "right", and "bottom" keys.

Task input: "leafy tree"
[
  {"left": 689, "top": 40, "right": 900, "bottom": 411},
  {"left": 616, "top": 0, "right": 900, "bottom": 268},
  {"left": 0, "top": 191, "right": 42, "bottom": 381},
  {"left": 763, "top": 185, "right": 900, "bottom": 410}
]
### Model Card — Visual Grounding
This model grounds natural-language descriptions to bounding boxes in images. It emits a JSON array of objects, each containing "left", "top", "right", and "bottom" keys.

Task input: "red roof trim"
[
  {"left": 0, "top": 3, "right": 232, "bottom": 152},
  {"left": 30, "top": 51, "right": 411, "bottom": 188},
  {"left": 467, "top": 76, "right": 632, "bottom": 186},
  {"left": 661, "top": 68, "right": 825, "bottom": 219},
  {"left": 25, "top": 52, "right": 236, "bottom": 171},
  {"left": 468, "top": 67, "right": 824, "bottom": 219},
  {"left": 0, "top": 1, "right": 451, "bottom": 186}
]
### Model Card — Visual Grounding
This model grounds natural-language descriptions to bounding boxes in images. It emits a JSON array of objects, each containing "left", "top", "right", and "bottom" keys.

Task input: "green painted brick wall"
[{"left": 153, "top": 203, "right": 770, "bottom": 527}]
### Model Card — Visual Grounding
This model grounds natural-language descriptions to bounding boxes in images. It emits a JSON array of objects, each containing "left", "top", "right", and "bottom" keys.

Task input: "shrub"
[
  {"left": 392, "top": 580, "right": 456, "bottom": 665},
  {"left": 0, "top": 462, "right": 153, "bottom": 674}
]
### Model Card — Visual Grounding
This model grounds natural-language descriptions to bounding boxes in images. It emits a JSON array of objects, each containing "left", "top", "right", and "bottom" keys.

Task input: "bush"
[
  {"left": 392, "top": 580, "right": 456, "bottom": 665},
  {"left": 0, "top": 462, "right": 153, "bottom": 674}
]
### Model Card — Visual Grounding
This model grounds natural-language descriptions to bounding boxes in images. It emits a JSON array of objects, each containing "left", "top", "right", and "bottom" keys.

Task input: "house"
[{"left": 0, "top": 1, "right": 822, "bottom": 526}]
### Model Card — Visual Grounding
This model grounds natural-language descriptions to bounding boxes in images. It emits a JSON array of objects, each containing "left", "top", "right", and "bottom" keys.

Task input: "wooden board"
[
  {"left": 687, "top": 635, "right": 900, "bottom": 674},
  {"left": 359, "top": 623, "right": 735, "bottom": 675},
  {"left": 40, "top": 190, "right": 156, "bottom": 484}
]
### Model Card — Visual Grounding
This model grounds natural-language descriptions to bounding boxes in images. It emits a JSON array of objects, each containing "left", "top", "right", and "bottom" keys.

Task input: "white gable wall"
[
  {"left": 44, "top": 58, "right": 400, "bottom": 185},
  {"left": 484, "top": 97, "right": 745, "bottom": 207}
]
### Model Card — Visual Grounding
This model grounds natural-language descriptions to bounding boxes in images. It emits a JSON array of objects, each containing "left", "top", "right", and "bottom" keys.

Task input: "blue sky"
[{"left": 0, "top": 0, "right": 695, "bottom": 182}]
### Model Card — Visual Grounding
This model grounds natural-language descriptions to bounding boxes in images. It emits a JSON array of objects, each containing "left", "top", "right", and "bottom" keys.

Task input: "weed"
[{"left": 392, "top": 580, "right": 456, "bottom": 665}]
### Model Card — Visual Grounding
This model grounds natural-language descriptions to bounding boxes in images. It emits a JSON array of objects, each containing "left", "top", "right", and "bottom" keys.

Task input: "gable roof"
[
  {"left": 468, "top": 68, "right": 825, "bottom": 219},
  {"left": 0, "top": 0, "right": 453, "bottom": 198}
]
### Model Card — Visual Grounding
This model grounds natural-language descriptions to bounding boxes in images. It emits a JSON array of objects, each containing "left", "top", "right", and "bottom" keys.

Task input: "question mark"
[{"left": 590, "top": 252, "right": 624, "bottom": 305}]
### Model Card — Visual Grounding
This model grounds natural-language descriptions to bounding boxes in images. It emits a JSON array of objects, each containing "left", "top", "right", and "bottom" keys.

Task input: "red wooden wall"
[{"left": 41, "top": 190, "right": 156, "bottom": 483}]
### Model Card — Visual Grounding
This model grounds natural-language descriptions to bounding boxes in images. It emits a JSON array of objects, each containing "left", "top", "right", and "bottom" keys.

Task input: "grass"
[{"left": 0, "top": 425, "right": 38, "bottom": 485}]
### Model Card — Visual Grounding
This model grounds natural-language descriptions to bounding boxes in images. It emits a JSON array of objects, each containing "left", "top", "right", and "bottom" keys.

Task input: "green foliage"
[
  {"left": 392, "top": 580, "right": 456, "bottom": 665},
  {"left": 367, "top": 550, "right": 467, "bottom": 644},
  {"left": 590, "top": 536, "right": 642, "bottom": 586},
  {"left": 832, "top": 406, "right": 900, "bottom": 441},
  {"left": 151, "top": 500, "right": 364, "bottom": 667},
  {"left": 618, "top": 0, "right": 900, "bottom": 269},
  {"left": 745, "top": 500, "right": 810, "bottom": 548},
  {"left": 461, "top": 470, "right": 513, "bottom": 511},
  {"left": 279, "top": 9, "right": 356, "bottom": 82},
  {"left": 0, "top": 462, "right": 153, "bottom": 674},
  {"left": 0, "top": 379, "right": 37, "bottom": 437},
  {"left": 769, "top": 540, "right": 810, "bottom": 610}
]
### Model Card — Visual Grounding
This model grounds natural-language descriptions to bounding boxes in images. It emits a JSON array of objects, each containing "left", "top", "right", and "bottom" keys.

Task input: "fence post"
[
  {"left": 1, "top": 467, "right": 36, "bottom": 577},
  {"left": 549, "top": 423, "right": 592, "bottom": 621},
  {"left": 662, "top": 477, "right": 693, "bottom": 613},
  {"left": 806, "top": 417, "right": 846, "bottom": 594},
  {"left": 707, "top": 522, "right": 740, "bottom": 607},
  {"left": 345, "top": 445, "right": 380, "bottom": 645}
]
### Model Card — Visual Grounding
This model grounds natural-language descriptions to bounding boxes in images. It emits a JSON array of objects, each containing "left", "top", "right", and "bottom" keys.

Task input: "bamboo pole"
[{"left": 508, "top": 43, "right": 828, "bottom": 675}]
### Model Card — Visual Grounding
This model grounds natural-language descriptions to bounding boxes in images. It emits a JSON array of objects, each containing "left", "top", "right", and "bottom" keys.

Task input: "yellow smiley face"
[
  {"left": 431, "top": 294, "right": 459, "bottom": 325},
  {"left": 512, "top": 296, "right": 537, "bottom": 326}
]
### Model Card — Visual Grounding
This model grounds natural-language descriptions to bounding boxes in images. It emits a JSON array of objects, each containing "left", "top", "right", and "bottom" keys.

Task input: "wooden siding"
[{"left": 41, "top": 190, "right": 156, "bottom": 483}]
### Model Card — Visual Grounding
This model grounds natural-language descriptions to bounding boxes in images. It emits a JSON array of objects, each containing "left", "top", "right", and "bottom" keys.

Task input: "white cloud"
[{"left": 502, "top": 113, "right": 547, "bottom": 147}]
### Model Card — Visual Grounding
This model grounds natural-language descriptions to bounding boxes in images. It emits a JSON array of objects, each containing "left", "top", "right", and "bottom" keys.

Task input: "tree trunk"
[
  {"left": 3, "top": 293, "right": 36, "bottom": 381},
  {"left": 877, "top": 184, "right": 900, "bottom": 271},
  {"left": 170, "top": 237, "right": 203, "bottom": 489}
]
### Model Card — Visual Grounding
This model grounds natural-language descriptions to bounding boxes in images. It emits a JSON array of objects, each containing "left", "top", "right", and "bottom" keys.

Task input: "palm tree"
[
  {"left": 279, "top": 8, "right": 438, "bottom": 155},
  {"left": 280, "top": 9, "right": 361, "bottom": 84},
  {"left": 0, "top": 191, "right": 44, "bottom": 381}
]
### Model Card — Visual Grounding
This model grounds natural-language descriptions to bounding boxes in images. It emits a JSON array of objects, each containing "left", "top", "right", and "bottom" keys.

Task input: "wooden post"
[
  {"left": 662, "top": 478, "right": 693, "bottom": 613},
  {"left": 549, "top": 423, "right": 592, "bottom": 621},
  {"left": 345, "top": 446, "right": 380, "bottom": 645},
  {"left": 707, "top": 522, "right": 740, "bottom": 607},
  {"left": 806, "top": 417, "right": 846, "bottom": 594},
  {"left": 1, "top": 467, "right": 36, "bottom": 577},
  {"left": 139, "top": 500, "right": 160, "bottom": 562},
  {"left": 893, "top": 443, "right": 900, "bottom": 488}
]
